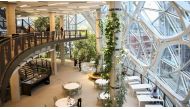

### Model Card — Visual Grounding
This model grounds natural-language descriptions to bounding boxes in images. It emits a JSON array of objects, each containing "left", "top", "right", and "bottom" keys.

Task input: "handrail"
[{"left": 0, "top": 30, "right": 87, "bottom": 103}]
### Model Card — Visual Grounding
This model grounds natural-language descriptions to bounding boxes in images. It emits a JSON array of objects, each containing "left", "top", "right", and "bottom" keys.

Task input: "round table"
[
  {"left": 55, "top": 98, "right": 75, "bottom": 107},
  {"left": 63, "top": 82, "right": 80, "bottom": 90},
  {"left": 95, "top": 79, "right": 109, "bottom": 86}
]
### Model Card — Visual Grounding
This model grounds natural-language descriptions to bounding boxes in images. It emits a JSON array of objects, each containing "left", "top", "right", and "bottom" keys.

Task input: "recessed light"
[
  {"left": 36, "top": 9, "right": 47, "bottom": 11},
  {"left": 20, "top": 5, "right": 30, "bottom": 8},
  {"left": 48, "top": 2, "right": 69, "bottom": 6},
  {"left": 58, "top": 8, "right": 73, "bottom": 11}
]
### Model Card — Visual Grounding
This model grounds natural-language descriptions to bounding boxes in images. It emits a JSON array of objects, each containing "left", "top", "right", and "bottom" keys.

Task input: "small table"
[
  {"left": 55, "top": 98, "right": 75, "bottom": 107},
  {"left": 99, "top": 92, "right": 110, "bottom": 100},
  {"left": 63, "top": 82, "right": 80, "bottom": 90},
  {"left": 137, "top": 95, "right": 163, "bottom": 107},
  {"left": 95, "top": 79, "right": 109, "bottom": 87}
]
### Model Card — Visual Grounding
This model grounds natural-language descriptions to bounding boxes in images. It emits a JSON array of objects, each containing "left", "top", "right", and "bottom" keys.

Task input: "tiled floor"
[{"left": 4, "top": 59, "right": 138, "bottom": 107}]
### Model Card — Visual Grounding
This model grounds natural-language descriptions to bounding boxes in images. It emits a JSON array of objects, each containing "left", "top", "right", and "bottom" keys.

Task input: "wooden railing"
[{"left": 0, "top": 30, "right": 87, "bottom": 103}]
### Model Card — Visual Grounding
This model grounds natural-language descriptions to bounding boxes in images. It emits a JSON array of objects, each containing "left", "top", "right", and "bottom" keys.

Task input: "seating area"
[
  {"left": 125, "top": 75, "right": 164, "bottom": 107},
  {"left": 0, "top": 1, "right": 190, "bottom": 107},
  {"left": 19, "top": 58, "right": 51, "bottom": 96}
]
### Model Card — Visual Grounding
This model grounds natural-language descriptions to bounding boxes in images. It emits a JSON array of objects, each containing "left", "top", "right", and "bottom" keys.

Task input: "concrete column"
[
  {"left": 95, "top": 9, "right": 103, "bottom": 72},
  {"left": 10, "top": 67, "right": 20, "bottom": 102},
  {"left": 59, "top": 15, "right": 65, "bottom": 65},
  {"left": 49, "top": 13, "right": 57, "bottom": 74},
  {"left": 50, "top": 46, "right": 57, "bottom": 75},
  {"left": 108, "top": 1, "right": 123, "bottom": 106},
  {"left": 96, "top": 9, "right": 101, "bottom": 54},
  {"left": 6, "top": 3, "right": 16, "bottom": 35},
  {"left": 49, "top": 12, "right": 55, "bottom": 32}
]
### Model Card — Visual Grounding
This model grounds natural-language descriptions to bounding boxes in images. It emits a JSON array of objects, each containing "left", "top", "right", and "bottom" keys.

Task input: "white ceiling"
[{"left": 13, "top": 1, "right": 106, "bottom": 16}]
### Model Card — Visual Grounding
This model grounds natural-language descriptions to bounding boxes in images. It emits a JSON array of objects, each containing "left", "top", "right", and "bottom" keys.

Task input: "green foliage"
[
  {"left": 102, "top": 12, "right": 120, "bottom": 79},
  {"left": 34, "top": 17, "right": 49, "bottom": 31},
  {"left": 101, "top": 12, "right": 127, "bottom": 107},
  {"left": 94, "top": 53, "right": 100, "bottom": 73},
  {"left": 99, "top": 20, "right": 104, "bottom": 35},
  {"left": 72, "top": 33, "right": 96, "bottom": 62},
  {"left": 115, "top": 72, "right": 127, "bottom": 106},
  {"left": 55, "top": 17, "right": 60, "bottom": 30},
  {"left": 34, "top": 17, "right": 60, "bottom": 32}
]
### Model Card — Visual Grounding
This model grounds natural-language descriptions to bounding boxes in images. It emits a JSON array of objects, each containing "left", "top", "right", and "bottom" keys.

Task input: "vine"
[
  {"left": 102, "top": 12, "right": 120, "bottom": 79},
  {"left": 101, "top": 12, "right": 127, "bottom": 107}
]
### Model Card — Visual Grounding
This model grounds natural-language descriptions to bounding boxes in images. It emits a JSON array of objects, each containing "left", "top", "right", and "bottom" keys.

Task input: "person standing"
[
  {"left": 60, "top": 27, "right": 63, "bottom": 32},
  {"left": 79, "top": 60, "right": 81, "bottom": 71},
  {"left": 74, "top": 58, "right": 77, "bottom": 67}
]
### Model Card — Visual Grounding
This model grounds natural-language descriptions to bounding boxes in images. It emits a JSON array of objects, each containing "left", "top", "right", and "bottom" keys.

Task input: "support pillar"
[
  {"left": 108, "top": 1, "right": 123, "bottom": 107},
  {"left": 50, "top": 46, "right": 57, "bottom": 75},
  {"left": 96, "top": 9, "right": 101, "bottom": 54},
  {"left": 59, "top": 15, "right": 65, "bottom": 65},
  {"left": 95, "top": 9, "right": 103, "bottom": 72},
  {"left": 10, "top": 68, "right": 20, "bottom": 102},
  {"left": 49, "top": 12, "right": 57, "bottom": 74},
  {"left": 6, "top": 3, "right": 16, "bottom": 35},
  {"left": 49, "top": 12, "right": 55, "bottom": 32}
]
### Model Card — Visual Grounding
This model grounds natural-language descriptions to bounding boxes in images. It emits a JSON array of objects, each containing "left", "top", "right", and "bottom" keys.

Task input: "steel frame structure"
[{"left": 120, "top": 1, "right": 190, "bottom": 106}]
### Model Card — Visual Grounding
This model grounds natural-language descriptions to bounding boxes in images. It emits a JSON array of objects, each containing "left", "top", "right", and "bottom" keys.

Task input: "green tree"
[
  {"left": 72, "top": 33, "right": 96, "bottom": 62},
  {"left": 34, "top": 17, "right": 49, "bottom": 31},
  {"left": 34, "top": 17, "right": 60, "bottom": 32}
]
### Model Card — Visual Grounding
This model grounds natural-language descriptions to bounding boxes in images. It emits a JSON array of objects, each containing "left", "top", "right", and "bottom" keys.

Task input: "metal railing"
[
  {"left": 0, "top": 30, "right": 87, "bottom": 103},
  {"left": 125, "top": 66, "right": 176, "bottom": 107}
]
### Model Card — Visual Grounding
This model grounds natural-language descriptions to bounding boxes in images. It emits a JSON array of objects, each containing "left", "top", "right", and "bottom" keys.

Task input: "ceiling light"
[
  {"left": 86, "top": 1, "right": 99, "bottom": 3},
  {"left": 58, "top": 8, "right": 73, "bottom": 11},
  {"left": 36, "top": 9, "right": 47, "bottom": 11},
  {"left": 20, "top": 5, "right": 30, "bottom": 8},
  {"left": 48, "top": 2, "right": 69, "bottom": 6},
  {"left": 80, "top": 5, "right": 100, "bottom": 9},
  {"left": 22, "top": 1, "right": 38, "bottom": 2}
]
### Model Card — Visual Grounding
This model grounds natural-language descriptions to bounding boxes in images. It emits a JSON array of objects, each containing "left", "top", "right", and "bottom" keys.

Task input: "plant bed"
[{"left": 88, "top": 72, "right": 101, "bottom": 80}]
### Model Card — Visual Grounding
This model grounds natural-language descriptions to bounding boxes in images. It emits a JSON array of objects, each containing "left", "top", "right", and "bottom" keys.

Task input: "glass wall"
[{"left": 120, "top": 1, "right": 190, "bottom": 106}]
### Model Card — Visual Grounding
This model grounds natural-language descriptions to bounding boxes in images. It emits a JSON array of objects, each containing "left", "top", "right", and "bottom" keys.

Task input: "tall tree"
[
  {"left": 34, "top": 17, "right": 60, "bottom": 32},
  {"left": 73, "top": 33, "right": 96, "bottom": 62},
  {"left": 34, "top": 17, "right": 49, "bottom": 31}
]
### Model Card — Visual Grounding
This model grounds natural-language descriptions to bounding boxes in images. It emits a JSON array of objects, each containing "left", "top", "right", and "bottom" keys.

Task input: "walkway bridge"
[{"left": 0, "top": 30, "right": 87, "bottom": 103}]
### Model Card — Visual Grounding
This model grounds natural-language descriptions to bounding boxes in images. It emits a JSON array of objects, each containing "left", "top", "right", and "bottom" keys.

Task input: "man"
[{"left": 79, "top": 60, "right": 81, "bottom": 71}]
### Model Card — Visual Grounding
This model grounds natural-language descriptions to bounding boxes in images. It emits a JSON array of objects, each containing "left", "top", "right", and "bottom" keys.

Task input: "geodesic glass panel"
[
  {"left": 157, "top": 44, "right": 190, "bottom": 98},
  {"left": 125, "top": 22, "right": 156, "bottom": 65},
  {"left": 141, "top": 1, "right": 184, "bottom": 37}
]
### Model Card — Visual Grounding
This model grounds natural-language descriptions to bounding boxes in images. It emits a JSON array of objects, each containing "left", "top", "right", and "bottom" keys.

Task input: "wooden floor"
[{"left": 4, "top": 59, "right": 138, "bottom": 107}]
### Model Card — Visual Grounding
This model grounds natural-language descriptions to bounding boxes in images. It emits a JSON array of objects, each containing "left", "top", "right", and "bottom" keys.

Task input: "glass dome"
[{"left": 122, "top": 1, "right": 190, "bottom": 101}]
